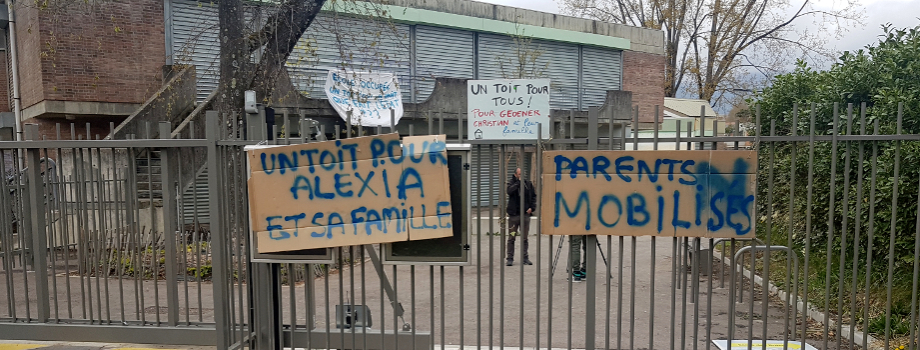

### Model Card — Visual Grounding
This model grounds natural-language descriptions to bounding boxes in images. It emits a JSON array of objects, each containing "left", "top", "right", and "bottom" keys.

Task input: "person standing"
[{"left": 506, "top": 168, "right": 536, "bottom": 266}]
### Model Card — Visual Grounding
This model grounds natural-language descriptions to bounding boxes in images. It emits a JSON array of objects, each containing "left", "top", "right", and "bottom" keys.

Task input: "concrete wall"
[
  {"left": 110, "top": 65, "right": 197, "bottom": 140},
  {"left": 45, "top": 205, "right": 165, "bottom": 251}
]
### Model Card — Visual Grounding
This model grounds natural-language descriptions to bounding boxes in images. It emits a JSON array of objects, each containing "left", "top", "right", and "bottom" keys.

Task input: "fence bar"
[
  {"left": 536, "top": 122, "right": 544, "bottom": 350},
  {"left": 911, "top": 139, "right": 920, "bottom": 350},
  {"left": 884, "top": 102, "right": 904, "bottom": 349},
  {"left": 159, "top": 122, "right": 181, "bottom": 327},
  {"left": 24, "top": 124, "right": 50, "bottom": 322},
  {"left": 848, "top": 103, "right": 865, "bottom": 345},
  {"left": 822, "top": 104, "right": 840, "bottom": 349},
  {"left": 206, "top": 112, "right": 231, "bottom": 349},
  {"left": 784, "top": 104, "right": 799, "bottom": 345},
  {"left": 584, "top": 106, "right": 598, "bottom": 350},
  {"left": 762, "top": 117, "right": 777, "bottom": 350},
  {"left": 836, "top": 104, "right": 854, "bottom": 348}
]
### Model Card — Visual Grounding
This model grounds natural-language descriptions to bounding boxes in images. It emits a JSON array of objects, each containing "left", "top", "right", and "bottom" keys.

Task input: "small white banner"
[
  {"left": 467, "top": 79, "right": 551, "bottom": 140},
  {"left": 324, "top": 70, "right": 404, "bottom": 127},
  {"left": 712, "top": 340, "right": 818, "bottom": 350}
]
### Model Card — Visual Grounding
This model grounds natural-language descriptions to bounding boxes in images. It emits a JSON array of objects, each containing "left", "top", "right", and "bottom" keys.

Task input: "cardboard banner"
[
  {"left": 541, "top": 150, "right": 757, "bottom": 238},
  {"left": 324, "top": 70, "right": 404, "bottom": 127},
  {"left": 467, "top": 79, "right": 551, "bottom": 140},
  {"left": 247, "top": 134, "right": 452, "bottom": 252}
]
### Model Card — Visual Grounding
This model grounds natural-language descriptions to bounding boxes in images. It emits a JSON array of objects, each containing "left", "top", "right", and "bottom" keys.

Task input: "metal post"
[
  {"left": 584, "top": 106, "right": 598, "bottom": 350},
  {"left": 206, "top": 112, "right": 230, "bottom": 349},
  {"left": 158, "top": 122, "right": 180, "bottom": 326},
  {"left": 24, "top": 124, "right": 50, "bottom": 322}
]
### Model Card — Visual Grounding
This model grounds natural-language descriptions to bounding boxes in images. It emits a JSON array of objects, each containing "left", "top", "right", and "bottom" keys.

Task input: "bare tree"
[
  {"left": 497, "top": 24, "right": 550, "bottom": 79},
  {"left": 216, "top": 0, "right": 327, "bottom": 115},
  {"left": 559, "top": 0, "right": 862, "bottom": 105}
]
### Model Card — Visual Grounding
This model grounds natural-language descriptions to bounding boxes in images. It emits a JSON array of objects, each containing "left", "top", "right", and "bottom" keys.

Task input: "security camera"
[{"left": 244, "top": 90, "right": 257, "bottom": 114}]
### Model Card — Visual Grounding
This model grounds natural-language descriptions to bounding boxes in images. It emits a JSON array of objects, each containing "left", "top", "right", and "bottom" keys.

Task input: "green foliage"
[
  {"left": 750, "top": 24, "right": 920, "bottom": 330},
  {"left": 187, "top": 263, "right": 212, "bottom": 280}
]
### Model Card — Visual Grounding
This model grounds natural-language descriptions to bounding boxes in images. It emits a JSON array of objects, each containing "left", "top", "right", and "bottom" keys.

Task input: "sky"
[
  {"left": 480, "top": 0, "right": 920, "bottom": 67},
  {"left": 480, "top": 0, "right": 919, "bottom": 110}
]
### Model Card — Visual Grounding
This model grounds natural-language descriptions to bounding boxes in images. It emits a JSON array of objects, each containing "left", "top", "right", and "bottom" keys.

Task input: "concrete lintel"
[{"left": 21, "top": 100, "right": 141, "bottom": 120}]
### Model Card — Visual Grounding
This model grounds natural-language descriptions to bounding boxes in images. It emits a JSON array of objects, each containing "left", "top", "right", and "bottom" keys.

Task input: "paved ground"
[
  {"left": 1, "top": 222, "right": 848, "bottom": 349},
  {"left": 278, "top": 224, "right": 841, "bottom": 349},
  {"left": 0, "top": 341, "right": 212, "bottom": 350}
]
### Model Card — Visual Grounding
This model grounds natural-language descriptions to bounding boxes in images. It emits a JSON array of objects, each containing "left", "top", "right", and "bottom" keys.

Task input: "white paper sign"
[
  {"left": 324, "top": 70, "right": 404, "bottom": 127},
  {"left": 467, "top": 79, "right": 551, "bottom": 140},
  {"left": 712, "top": 340, "right": 818, "bottom": 350}
]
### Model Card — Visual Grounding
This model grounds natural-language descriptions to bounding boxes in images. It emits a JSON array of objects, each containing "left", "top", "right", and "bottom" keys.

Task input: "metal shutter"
[
  {"left": 170, "top": 0, "right": 220, "bottom": 103},
  {"left": 181, "top": 166, "right": 210, "bottom": 224},
  {"left": 537, "top": 39, "right": 579, "bottom": 110},
  {"left": 476, "top": 33, "right": 513, "bottom": 80},
  {"left": 581, "top": 46, "right": 622, "bottom": 110},
  {"left": 477, "top": 34, "right": 581, "bottom": 110},
  {"left": 286, "top": 14, "right": 412, "bottom": 102},
  {"left": 470, "top": 145, "right": 535, "bottom": 208},
  {"left": 470, "top": 146, "right": 501, "bottom": 207},
  {"left": 415, "top": 26, "right": 474, "bottom": 103}
]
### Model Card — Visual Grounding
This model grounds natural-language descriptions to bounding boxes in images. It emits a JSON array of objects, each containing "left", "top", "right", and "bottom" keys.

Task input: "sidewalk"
[{"left": 0, "top": 341, "right": 213, "bottom": 350}]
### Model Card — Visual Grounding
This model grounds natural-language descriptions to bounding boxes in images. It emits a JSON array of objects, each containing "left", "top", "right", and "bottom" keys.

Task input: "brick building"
[{"left": 0, "top": 0, "right": 665, "bottom": 141}]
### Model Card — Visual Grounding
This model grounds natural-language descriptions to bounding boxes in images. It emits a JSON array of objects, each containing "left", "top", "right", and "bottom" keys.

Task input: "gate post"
[
  {"left": 24, "top": 124, "right": 50, "bottom": 322},
  {"left": 244, "top": 108, "right": 282, "bottom": 350},
  {"left": 584, "top": 107, "right": 599, "bottom": 350},
  {"left": 251, "top": 263, "right": 281, "bottom": 350},
  {"left": 159, "top": 121, "right": 180, "bottom": 326},
  {"left": 206, "top": 112, "right": 231, "bottom": 349}
]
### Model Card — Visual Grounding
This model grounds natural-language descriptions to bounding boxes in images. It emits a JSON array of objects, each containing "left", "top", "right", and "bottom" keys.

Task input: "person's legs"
[
  {"left": 569, "top": 235, "right": 583, "bottom": 274},
  {"left": 521, "top": 216, "right": 531, "bottom": 264},
  {"left": 507, "top": 216, "right": 521, "bottom": 264}
]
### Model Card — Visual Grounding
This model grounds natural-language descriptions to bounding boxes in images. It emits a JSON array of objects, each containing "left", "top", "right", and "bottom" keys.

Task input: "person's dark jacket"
[{"left": 506, "top": 175, "right": 536, "bottom": 216}]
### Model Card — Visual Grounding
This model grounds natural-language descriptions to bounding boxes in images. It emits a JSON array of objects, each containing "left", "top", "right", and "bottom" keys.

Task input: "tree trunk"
[
  {"left": 217, "top": 0, "right": 247, "bottom": 118},
  {"left": 217, "top": 0, "right": 327, "bottom": 117},
  {"left": 250, "top": 0, "right": 327, "bottom": 102}
]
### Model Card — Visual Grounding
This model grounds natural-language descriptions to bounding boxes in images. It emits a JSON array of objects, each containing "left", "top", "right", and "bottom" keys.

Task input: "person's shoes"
[
  {"left": 522, "top": 259, "right": 533, "bottom": 265},
  {"left": 568, "top": 273, "right": 583, "bottom": 283},
  {"left": 573, "top": 270, "right": 586, "bottom": 282},
  {"left": 506, "top": 259, "right": 513, "bottom": 266}
]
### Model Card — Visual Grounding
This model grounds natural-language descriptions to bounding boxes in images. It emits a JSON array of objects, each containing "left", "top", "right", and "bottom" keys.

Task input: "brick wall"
[
  {"left": 622, "top": 50, "right": 665, "bottom": 124},
  {"left": 15, "top": 0, "right": 164, "bottom": 109},
  {"left": 0, "top": 49, "right": 9, "bottom": 112}
]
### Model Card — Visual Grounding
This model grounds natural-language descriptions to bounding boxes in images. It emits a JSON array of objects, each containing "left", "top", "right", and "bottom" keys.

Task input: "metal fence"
[{"left": 1, "top": 103, "right": 920, "bottom": 350}]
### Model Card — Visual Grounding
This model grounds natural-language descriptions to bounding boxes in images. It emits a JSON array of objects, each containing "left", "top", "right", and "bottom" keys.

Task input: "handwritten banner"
[
  {"left": 541, "top": 150, "right": 757, "bottom": 238},
  {"left": 467, "top": 79, "right": 551, "bottom": 140},
  {"left": 324, "top": 70, "right": 404, "bottom": 127},
  {"left": 247, "top": 134, "right": 453, "bottom": 252}
]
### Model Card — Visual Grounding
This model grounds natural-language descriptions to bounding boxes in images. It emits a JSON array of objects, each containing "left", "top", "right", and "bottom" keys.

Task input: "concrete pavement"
[{"left": 0, "top": 220, "right": 850, "bottom": 349}]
